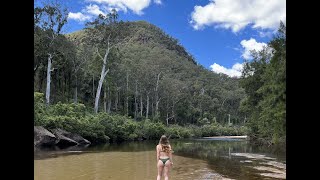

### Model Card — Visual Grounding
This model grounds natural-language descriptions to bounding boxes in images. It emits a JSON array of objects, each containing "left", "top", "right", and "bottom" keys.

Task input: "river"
[{"left": 34, "top": 137, "right": 286, "bottom": 180}]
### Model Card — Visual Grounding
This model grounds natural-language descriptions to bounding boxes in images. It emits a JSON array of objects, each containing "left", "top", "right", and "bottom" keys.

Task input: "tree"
[
  {"left": 34, "top": 2, "right": 68, "bottom": 106},
  {"left": 240, "top": 22, "right": 286, "bottom": 144},
  {"left": 85, "top": 10, "right": 133, "bottom": 113}
]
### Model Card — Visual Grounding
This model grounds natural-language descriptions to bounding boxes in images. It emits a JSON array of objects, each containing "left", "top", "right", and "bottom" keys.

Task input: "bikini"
[
  {"left": 159, "top": 157, "right": 170, "bottom": 165},
  {"left": 159, "top": 148, "right": 171, "bottom": 165}
]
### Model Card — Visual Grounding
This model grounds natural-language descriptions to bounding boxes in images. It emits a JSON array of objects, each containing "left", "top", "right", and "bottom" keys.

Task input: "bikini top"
[{"left": 159, "top": 145, "right": 173, "bottom": 152}]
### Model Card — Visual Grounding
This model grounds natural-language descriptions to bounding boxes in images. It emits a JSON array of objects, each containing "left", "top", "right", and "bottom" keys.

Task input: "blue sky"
[{"left": 49, "top": 0, "right": 286, "bottom": 77}]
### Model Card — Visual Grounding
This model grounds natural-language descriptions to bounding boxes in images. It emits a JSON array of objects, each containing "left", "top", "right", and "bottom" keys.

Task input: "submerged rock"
[
  {"left": 52, "top": 128, "right": 91, "bottom": 146},
  {"left": 34, "top": 126, "right": 91, "bottom": 150},
  {"left": 51, "top": 129, "right": 79, "bottom": 147},
  {"left": 34, "top": 126, "right": 57, "bottom": 148}
]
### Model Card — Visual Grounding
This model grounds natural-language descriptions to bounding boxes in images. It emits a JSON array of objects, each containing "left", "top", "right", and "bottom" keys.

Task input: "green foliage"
[
  {"left": 34, "top": 92, "right": 46, "bottom": 125},
  {"left": 189, "top": 124, "right": 248, "bottom": 137},
  {"left": 165, "top": 125, "right": 192, "bottom": 139},
  {"left": 35, "top": 95, "right": 248, "bottom": 143},
  {"left": 99, "top": 113, "right": 138, "bottom": 142},
  {"left": 240, "top": 22, "right": 286, "bottom": 145},
  {"left": 47, "top": 102, "right": 86, "bottom": 117},
  {"left": 140, "top": 119, "right": 166, "bottom": 140}
]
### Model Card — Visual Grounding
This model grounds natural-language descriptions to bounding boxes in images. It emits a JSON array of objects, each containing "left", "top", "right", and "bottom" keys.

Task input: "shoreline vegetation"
[
  {"left": 35, "top": 92, "right": 249, "bottom": 148},
  {"left": 203, "top": 136, "right": 247, "bottom": 139}
]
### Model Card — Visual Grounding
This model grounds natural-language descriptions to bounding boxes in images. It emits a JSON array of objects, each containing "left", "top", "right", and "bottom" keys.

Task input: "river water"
[{"left": 34, "top": 138, "right": 286, "bottom": 180}]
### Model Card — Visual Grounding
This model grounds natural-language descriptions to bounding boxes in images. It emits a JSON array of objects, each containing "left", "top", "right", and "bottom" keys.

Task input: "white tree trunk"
[
  {"left": 151, "top": 97, "right": 154, "bottom": 118},
  {"left": 45, "top": 53, "right": 53, "bottom": 106},
  {"left": 146, "top": 94, "right": 149, "bottom": 119},
  {"left": 134, "top": 81, "right": 138, "bottom": 120},
  {"left": 172, "top": 100, "right": 175, "bottom": 124},
  {"left": 94, "top": 46, "right": 110, "bottom": 113},
  {"left": 103, "top": 84, "right": 107, "bottom": 112},
  {"left": 140, "top": 94, "right": 143, "bottom": 116},
  {"left": 155, "top": 72, "right": 161, "bottom": 117}
]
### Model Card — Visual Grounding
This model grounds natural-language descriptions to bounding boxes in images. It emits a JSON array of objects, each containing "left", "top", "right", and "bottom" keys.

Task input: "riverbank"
[{"left": 203, "top": 135, "right": 248, "bottom": 139}]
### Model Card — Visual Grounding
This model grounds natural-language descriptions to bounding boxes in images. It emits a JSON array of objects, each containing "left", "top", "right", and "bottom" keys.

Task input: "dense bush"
[
  {"left": 140, "top": 119, "right": 166, "bottom": 140},
  {"left": 34, "top": 92, "right": 249, "bottom": 143},
  {"left": 165, "top": 125, "right": 193, "bottom": 139}
]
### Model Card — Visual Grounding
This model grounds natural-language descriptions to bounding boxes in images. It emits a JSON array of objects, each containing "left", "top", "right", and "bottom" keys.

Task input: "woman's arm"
[
  {"left": 169, "top": 145, "right": 173, "bottom": 164},
  {"left": 156, "top": 145, "right": 160, "bottom": 161}
]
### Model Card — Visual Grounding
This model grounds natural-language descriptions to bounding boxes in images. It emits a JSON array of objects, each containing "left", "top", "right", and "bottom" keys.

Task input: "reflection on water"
[
  {"left": 171, "top": 139, "right": 285, "bottom": 180},
  {"left": 34, "top": 139, "right": 286, "bottom": 180}
]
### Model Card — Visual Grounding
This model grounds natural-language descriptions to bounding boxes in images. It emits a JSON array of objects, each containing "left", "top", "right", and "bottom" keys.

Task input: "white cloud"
[
  {"left": 258, "top": 31, "right": 274, "bottom": 38},
  {"left": 85, "top": 4, "right": 106, "bottom": 16},
  {"left": 190, "top": 0, "right": 286, "bottom": 32},
  {"left": 68, "top": 12, "right": 91, "bottom": 22},
  {"left": 210, "top": 62, "right": 243, "bottom": 78},
  {"left": 240, "top": 38, "right": 267, "bottom": 59},
  {"left": 87, "top": 0, "right": 152, "bottom": 15},
  {"left": 68, "top": 0, "right": 160, "bottom": 23},
  {"left": 154, "top": 0, "right": 162, "bottom": 5}
]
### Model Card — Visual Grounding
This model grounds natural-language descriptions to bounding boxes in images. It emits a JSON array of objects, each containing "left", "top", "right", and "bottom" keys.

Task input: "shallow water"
[{"left": 34, "top": 138, "right": 286, "bottom": 180}]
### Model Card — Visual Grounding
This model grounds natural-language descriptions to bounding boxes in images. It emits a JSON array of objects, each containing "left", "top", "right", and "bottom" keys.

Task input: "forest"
[{"left": 34, "top": 2, "right": 285, "bottom": 145}]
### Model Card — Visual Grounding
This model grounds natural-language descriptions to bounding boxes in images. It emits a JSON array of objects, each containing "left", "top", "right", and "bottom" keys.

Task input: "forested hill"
[{"left": 35, "top": 20, "right": 246, "bottom": 126}]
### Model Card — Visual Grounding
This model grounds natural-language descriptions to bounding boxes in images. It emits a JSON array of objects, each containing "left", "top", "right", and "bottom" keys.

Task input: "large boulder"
[
  {"left": 34, "top": 126, "right": 57, "bottom": 147},
  {"left": 51, "top": 129, "right": 79, "bottom": 148},
  {"left": 52, "top": 128, "right": 91, "bottom": 146}
]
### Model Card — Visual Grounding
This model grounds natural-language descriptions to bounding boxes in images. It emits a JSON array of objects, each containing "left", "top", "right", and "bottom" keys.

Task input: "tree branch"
[
  {"left": 103, "top": 68, "right": 109, "bottom": 78},
  {"left": 96, "top": 48, "right": 104, "bottom": 61}
]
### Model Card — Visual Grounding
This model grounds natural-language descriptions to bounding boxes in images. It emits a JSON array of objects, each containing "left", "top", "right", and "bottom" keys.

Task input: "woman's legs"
[
  {"left": 157, "top": 160, "right": 164, "bottom": 180},
  {"left": 163, "top": 160, "right": 172, "bottom": 180}
]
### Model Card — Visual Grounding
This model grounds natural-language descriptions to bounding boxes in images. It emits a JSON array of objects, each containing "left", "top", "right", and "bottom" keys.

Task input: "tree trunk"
[
  {"left": 155, "top": 72, "right": 161, "bottom": 117},
  {"left": 172, "top": 100, "right": 176, "bottom": 124},
  {"left": 140, "top": 94, "right": 143, "bottom": 116},
  {"left": 103, "top": 83, "right": 107, "bottom": 112},
  {"left": 151, "top": 97, "right": 154, "bottom": 118},
  {"left": 146, "top": 93, "right": 149, "bottom": 119},
  {"left": 45, "top": 53, "right": 53, "bottom": 106},
  {"left": 134, "top": 81, "right": 138, "bottom": 120},
  {"left": 94, "top": 46, "right": 110, "bottom": 113}
]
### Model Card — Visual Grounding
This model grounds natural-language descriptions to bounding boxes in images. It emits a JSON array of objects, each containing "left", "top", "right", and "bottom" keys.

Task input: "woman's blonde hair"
[{"left": 159, "top": 135, "right": 170, "bottom": 154}]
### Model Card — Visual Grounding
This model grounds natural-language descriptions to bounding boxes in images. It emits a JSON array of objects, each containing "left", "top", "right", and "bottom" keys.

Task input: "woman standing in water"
[{"left": 156, "top": 135, "right": 173, "bottom": 180}]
